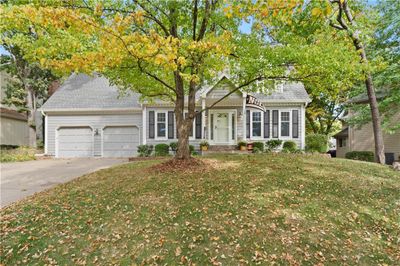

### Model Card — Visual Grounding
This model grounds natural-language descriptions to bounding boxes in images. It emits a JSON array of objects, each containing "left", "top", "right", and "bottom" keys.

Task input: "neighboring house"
[
  {"left": 40, "top": 73, "right": 311, "bottom": 158},
  {"left": 334, "top": 95, "right": 400, "bottom": 165},
  {"left": 0, "top": 72, "right": 29, "bottom": 147}
]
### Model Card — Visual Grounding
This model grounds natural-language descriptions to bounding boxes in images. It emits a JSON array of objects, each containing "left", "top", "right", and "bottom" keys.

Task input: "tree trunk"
[
  {"left": 365, "top": 74, "right": 385, "bottom": 163},
  {"left": 173, "top": 72, "right": 192, "bottom": 160},
  {"left": 354, "top": 41, "right": 385, "bottom": 164},
  {"left": 175, "top": 121, "right": 191, "bottom": 160},
  {"left": 26, "top": 87, "right": 37, "bottom": 148}
]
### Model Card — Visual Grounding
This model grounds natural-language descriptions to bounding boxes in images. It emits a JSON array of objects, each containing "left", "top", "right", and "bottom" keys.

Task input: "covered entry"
[
  {"left": 57, "top": 127, "right": 93, "bottom": 157},
  {"left": 102, "top": 126, "right": 139, "bottom": 157}
]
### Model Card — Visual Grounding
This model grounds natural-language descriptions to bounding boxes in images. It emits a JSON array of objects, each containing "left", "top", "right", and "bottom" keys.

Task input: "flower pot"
[
  {"left": 240, "top": 145, "right": 246, "bottom": 151},
  {"left": 247, "top": 143, "right": 253, "bottom": 150},
  {"left": 201, "top": 146, "right": 208, "bottom": 151}
]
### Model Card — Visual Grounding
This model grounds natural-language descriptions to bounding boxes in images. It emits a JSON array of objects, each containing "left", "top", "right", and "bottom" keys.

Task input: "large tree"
[
  {"left": 347, "top": 0, "right": 400, "bottom": 133},
  {"left": 324, "top": 0, "right": 386, "bottom": 163},
  {"left": 1, "top": 1, "right": 372, "bottom": 160},
  {"left": 1, "top": 0, "right": 307, "bottom": 159}
]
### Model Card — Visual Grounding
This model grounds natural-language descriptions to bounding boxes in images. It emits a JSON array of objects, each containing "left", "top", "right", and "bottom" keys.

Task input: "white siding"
[
  {"left": 46, "top": 113, "right": 142, "bottom": 156},
  {"left": 146, "top": 104, "right": 305, "bottom": 149}
]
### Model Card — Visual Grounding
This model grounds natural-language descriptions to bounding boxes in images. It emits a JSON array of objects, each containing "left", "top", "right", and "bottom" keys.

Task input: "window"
[
  {"left": 272, "top": 110, "right": 279, "bottom": 138},
  {"left": 252, "top": 111, "right": 262, "bottom": 137},
  {"left": 157, "top": 112, "right": 166, "bottom": 138},
  {"left": 339, "top": 138, "right": 347, "bottom": 147},
  {"left": 280, "top": 112, "right": 290, "bottom": 137}
]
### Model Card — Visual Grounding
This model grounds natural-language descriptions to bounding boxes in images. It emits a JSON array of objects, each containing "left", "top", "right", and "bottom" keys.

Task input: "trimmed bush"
[
  {"left": 345, "top": 151, "right": 374, "bottom": 162},
  {"left": 252, "top": 142, "right": 264, "bottom": 152},
  {"left": 137, "top": 144, "right": 153, "bottom": 157},
  {"left": 169, "top": 142, "right": 178, "bottom": 152},
  {"left": 305, "top": 134, "right": 328, "bottom": 153},
  {"left": 189, "top": 145, "right": 195, "bottom": 153},
  {"left": 252, "top": 147, "right": 262, "bottom": 154},
  {"left": 155, "top": 144, "right": 170, "bottom": 156},
  {"left": 282, "top": 141, "right": 297, "bottom": 153},
  {"left": 266, "top": 139, "right": 283, "bottom": 151}
]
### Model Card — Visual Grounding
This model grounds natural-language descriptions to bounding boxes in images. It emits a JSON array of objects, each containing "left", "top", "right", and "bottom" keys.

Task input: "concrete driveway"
[{"left": 0, "top": 158, "right": 127, "bottom": 208}]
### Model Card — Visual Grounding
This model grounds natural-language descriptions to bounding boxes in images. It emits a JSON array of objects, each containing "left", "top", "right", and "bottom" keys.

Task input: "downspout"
[{"left": 40, "top": 110, "right": 48, "bottom": 154}]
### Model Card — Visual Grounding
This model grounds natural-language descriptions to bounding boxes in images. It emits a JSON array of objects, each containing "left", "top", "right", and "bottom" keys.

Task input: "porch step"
[{"left": 207, "top": 145, "right": 237, "bottom": 152}]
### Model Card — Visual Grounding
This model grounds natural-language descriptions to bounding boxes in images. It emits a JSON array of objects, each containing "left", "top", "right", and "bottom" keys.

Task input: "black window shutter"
[
  {"left": 149, "top": 111, "right": 155, "bottom": 139},
  {"left": 264, "top": 110, "right": 270, "bottom": 138},
  {"left": 272, "top": 110, "right": 279, "bottom": 138},
  {"left": 292, "top": 110, "right": 299, "bottom": 138},
  {"left": 246, "top": 110, "right": 250, "bottom": 138},
  {"left": 168, "top": 111, "right": 174, "bottom": 139},
  {"left": 195, "top": 112, "right": 202, "bottom": 139}
]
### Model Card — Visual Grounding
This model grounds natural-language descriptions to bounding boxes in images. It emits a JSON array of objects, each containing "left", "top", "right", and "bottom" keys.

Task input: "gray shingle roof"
[
  {"left": 42, "top": 74, "right": 310, "bottom": 111},
  {"left": 252, "top": 82, "right": 311, "bottom": 103},
  {"left": 41, "top": 74, "right": 141, "bottom": 110}
]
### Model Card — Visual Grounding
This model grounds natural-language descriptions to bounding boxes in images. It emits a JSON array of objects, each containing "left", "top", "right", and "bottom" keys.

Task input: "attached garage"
[
  {"left": 102, "top": 126, "right": 139, "bottom": 157},
  {"left": 57, "top": 127, "right": 93, "bottom": 157},
  {"left": 40, "top": 74, "right": 143, "bottom": 158}
]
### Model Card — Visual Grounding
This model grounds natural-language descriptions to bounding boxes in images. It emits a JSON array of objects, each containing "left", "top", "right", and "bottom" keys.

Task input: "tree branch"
[
  {"left": 137, "top": 61, "right": 176, "bottom": 93},
  {"left": 192, "top": 0, "right": 198, "bottom": 40},
  {"left": 197, "top": 0, "right": 211, "bottom": 41}
]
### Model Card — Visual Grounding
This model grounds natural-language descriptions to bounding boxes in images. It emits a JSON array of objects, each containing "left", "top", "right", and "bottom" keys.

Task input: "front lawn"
[{"left": 1, "top": 154, "right": 399, "bottom": 265}]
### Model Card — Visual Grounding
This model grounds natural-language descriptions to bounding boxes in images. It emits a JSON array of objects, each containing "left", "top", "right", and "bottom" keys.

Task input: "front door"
[{"left": 214, "top": 112, "right": 229, "bottom": 143}]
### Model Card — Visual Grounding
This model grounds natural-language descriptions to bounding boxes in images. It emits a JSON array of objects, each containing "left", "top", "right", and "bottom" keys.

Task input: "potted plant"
[
  {"left": 247, "top": 142, "right": 253, "bottom": 151},
  {"left": 237, "top": 141, "right": 247, "bottom": 151},
  {"left": 200, "top": 140, "right": 209, "bottom": 151}
]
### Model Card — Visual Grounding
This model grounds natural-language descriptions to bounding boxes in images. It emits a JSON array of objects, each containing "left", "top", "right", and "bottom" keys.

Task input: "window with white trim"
[
  {"left": 252, "top": 111, "right": 262, "bottom": 137},
  {"left": 280, "top": 111, "right": 290, "bottom": 137},
  {"left": 157, "top": 112, "right": 167, "bottom": 138}
]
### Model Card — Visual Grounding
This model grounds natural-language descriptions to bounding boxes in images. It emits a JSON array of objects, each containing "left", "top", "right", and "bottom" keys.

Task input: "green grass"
[
  {"left": 1, "top": 154, "right": 399, "bottom": 265},
  {"left": 0, "top": 147, "right": 36, "bottom": 162}
]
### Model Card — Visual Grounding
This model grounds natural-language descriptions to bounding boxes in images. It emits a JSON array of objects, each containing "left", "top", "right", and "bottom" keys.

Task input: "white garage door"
[
  {"left": 103, "top": 126, "right": 139, "bottom": 157},
  {"left": 57, "top": 127, "right": 93, "bottom": 157}
]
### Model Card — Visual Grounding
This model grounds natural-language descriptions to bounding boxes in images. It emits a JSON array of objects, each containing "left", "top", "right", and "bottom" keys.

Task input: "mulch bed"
[{"left": 128, "top": 156, "right": 170, "bottom": 162}]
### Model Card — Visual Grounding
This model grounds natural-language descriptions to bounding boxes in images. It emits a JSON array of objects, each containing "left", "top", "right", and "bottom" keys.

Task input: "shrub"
[
  {"left": 282, "top": 141, "right": 297, "bottom": 153},
  {"left": 266, "top": 139, "right": 283, "bottom": 151},
  {"left": 305, "top": 134, "right": 328, "bottom": 153},
  {"left": 137, "top": 144, "right": 153, "bottom": 157},
  {"left": 345, "top": 151, "right": 374, "bottom": 162},
  {"left": 252, "top": 147, "right": 262, "bottom": 154},
  {"left": 169, "top": 142, "right": 178, "bottom": 152},
  {"left": 252, "top": 142, "right": 264, "bottom": 152},
  {"left": 36, "top": 140, "right": 44, "bottom": 149},
  {"left": 155, "top": 143, "right": 170, "bottom": 156},
  {"left": 189, "top": 145, "right": 195, "bottom": 153},
  {"left": 0, "top": 147, "right": 36, "bottom": 162}
]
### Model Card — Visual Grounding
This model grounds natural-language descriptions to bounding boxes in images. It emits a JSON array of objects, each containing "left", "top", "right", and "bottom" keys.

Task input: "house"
[
  {"left": 334, "top": 95, "right": 400, "bottom": 165},
  {"left": 40, "top": 73, "right": 311, "bottom": 158},
  {"left": 0, "top": 72, "right": 29, "bottom": 147}
]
